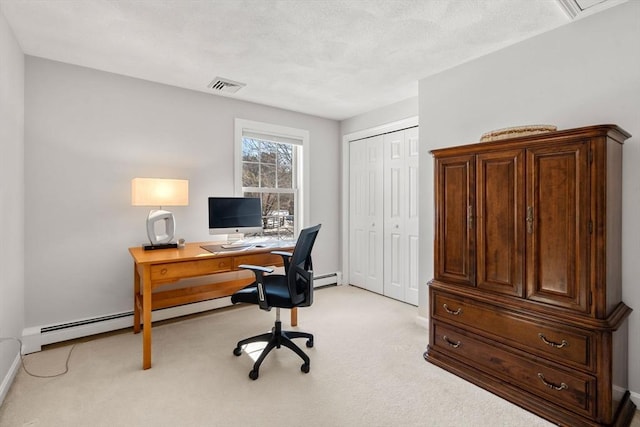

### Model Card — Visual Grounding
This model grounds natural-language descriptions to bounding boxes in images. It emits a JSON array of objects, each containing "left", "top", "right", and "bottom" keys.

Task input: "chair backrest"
[{"left": 287, "top": 224, "right": 321, "bottom": 307}]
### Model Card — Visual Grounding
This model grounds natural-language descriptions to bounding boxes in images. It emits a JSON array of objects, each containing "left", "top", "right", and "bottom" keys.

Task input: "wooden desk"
[{"left": 129, "top": 241, "right": 296, "bottom": 369}]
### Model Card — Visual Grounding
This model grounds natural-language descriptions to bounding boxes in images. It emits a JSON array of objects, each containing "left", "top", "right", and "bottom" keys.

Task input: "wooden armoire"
[{"left": 424, "top": 125, "right": 636, "bottom": 426}]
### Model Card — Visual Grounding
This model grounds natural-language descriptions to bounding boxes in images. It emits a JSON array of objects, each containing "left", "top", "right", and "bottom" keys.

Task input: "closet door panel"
[
  {"left": 384, "top": 131, "right": 405, "bottom": 301},
  {"left": 405, "top": 127, "right": 420, "bottom": 305},
  {"left": 349, "top": 136, "right": 384, "bottom": 294}
]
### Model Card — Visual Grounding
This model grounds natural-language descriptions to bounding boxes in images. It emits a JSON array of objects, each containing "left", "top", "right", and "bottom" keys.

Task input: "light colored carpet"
[{"left": 0, "top": 285, "right": 637, "bottom": 427}]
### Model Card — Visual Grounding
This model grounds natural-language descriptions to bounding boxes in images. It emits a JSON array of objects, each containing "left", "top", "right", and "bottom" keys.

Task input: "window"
[{"left": 235, "top": 119, "right": 309, "bottom": 239}]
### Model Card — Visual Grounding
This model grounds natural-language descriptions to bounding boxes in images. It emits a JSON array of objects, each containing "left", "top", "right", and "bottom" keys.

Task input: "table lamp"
[{"left": 131, "top": 178, "right": 189, "bottom": 250}]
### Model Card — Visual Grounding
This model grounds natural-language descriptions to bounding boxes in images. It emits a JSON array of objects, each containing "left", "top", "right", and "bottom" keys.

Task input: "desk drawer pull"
[
  {"left": 442, "top": 335, "right": 461, "bottom": 348},
  {"left": 537, "top": 373, "right": 568, "bottom": 391},
  {"left": 443, "top": 304, "right": 462, "bottom": 316},
  {"left": 160, "top": 268, "right": 168, "bottom": 275},
  {"left": 538, "top": 333, "right": 569, "bottom": 349}
]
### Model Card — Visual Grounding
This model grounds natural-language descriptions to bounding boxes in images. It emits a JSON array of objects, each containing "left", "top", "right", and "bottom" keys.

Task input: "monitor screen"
[{"left": 208, "top": 197, "right": 263, "bottom": 235}]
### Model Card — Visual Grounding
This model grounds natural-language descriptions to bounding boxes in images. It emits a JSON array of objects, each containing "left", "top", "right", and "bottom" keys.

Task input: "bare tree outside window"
[{"left": 242, "top": 138, "right": 295, "bottom": 239}]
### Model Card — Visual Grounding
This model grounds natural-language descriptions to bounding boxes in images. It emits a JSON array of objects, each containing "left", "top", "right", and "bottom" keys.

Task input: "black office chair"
[{"left": 231, "top": 224, "right": 321, "bottom": 380}]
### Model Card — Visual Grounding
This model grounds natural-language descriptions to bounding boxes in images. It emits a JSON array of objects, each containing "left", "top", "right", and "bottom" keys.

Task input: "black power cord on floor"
[{"left": 0, "top": 337, "right": 76, "bottom": 378}]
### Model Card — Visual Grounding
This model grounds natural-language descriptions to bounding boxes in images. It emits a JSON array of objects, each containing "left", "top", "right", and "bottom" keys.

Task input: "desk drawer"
[
  {"left": 233, "top": 252, "right": 286, "bottom": 269},
  {"left": 151, "top": 258, "right": 232, "bottom": 282},
  {"left": 432, "top": 321, "right": 595, "bottom": 418},
  {"left": 432, "top": 291, "right": 592, "bottom": 369}
]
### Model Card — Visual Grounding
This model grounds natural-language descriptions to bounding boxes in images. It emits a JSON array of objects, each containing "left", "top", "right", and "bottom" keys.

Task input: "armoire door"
[
  {"left": 349, "top": 135, "right": 384, "bottom": 294},
  {"left": 525, "top": 141, "right": 590, "bottom": 312},
  {"left": 434, "top": 154, "right": 476, "bottom": 287},
  {"left": 383, "top": 127, "right": 419, "bottom": 305},
  {"left": 476, "top": 149, "right": 525, "bottom": 296}
]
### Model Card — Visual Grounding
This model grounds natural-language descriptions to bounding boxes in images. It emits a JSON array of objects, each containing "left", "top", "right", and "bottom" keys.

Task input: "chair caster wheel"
[
  {"left": 301, "top": 363, "right": 310, "bottom": 374},
  {"left": 249, "top": 370, "right": 259, "bottom": 380},
  {"left": 306, "top": 340, "right": 314, "bottom": 348},
  {"left": 233, "top": 347, "right": 242, "bottom": 356}
]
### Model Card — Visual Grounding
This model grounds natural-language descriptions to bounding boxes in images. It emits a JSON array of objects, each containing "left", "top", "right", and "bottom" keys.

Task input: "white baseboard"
[
  {"left": 21, "top": 297, "right": 235, "bottom": 354},
  {"left": 0, "top": 352, "right": 21, "bottom": 407},
  {"left": 21, "top": 272, "right": 342, "bottom": 354},
  {"left": 415, "top": 315, "right": 429, "bottom": 329}
]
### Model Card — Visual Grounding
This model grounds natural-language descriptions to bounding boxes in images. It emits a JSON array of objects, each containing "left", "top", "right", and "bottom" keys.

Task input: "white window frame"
[{"left": 234, "top": 118, "right": 310, "bottom": 238}]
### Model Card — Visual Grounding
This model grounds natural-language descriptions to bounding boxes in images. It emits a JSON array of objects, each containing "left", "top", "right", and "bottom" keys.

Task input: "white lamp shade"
[{"left": 131, "top": 178, "right": 189, "bottom": 207}]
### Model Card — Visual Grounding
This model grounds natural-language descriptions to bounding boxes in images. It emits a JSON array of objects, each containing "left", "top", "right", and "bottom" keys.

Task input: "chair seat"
[{"left": 231, "top": 275, "right": 296, "bottom": 308}]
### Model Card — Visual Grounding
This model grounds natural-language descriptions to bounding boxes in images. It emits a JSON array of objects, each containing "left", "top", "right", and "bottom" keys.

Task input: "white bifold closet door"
[
  {"left": 349, "top": 135, "right": 384, "bottom": 294},
  {"left": 382, "top": 127, "right": 419, "bottom": 305},
  {"left": 348, "top": 127, "right": 419, "bottom": 305}
]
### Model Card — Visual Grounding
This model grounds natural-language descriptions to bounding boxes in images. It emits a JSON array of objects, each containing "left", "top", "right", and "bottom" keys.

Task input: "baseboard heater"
[
  {"left": 313, "top": 272, "right": 340, "bottom": 288},
  {"left": 42, "top": 274, "right": 339, "bottom": 334},
  {"left": 40, "top": 311, "right": 134, "bottom": 333},
  {"left": 23, "top": 272, "right": 342, "bottom": 354}
]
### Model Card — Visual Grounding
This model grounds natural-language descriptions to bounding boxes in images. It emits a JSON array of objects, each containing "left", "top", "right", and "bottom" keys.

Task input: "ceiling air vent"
[
  {"left": 208, "top": 77, "right": 246, "bottom": 94},
  {"left": 556, "top": 0, "right": 627, "bottom": 19}
]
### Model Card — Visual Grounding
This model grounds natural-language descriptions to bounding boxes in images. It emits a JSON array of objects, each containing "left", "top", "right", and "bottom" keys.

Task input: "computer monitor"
[{"left": 208, "top": 197, "right": 263, "bottom": 236}]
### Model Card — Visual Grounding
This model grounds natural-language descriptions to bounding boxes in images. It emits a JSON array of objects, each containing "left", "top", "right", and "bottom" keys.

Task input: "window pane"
[
  {"left": 261, "top": 193, "right": 278, "bottom": 217},
  {"left": 261, "top": 192, "right": 278, "bottom": 237},
  {"left": 277, "top": 144, "right": 293, "bottom": 189},
  {"left": 242, "top": 162, "right": 260, "bottom": 187},
  {"left": 243, "top": 192, "right": 260, "bottom": 200},
  {"left": 279, "top": 193, "right": 295, "bottom": 238},
  {"left": 260, "top": 163, "right": 276, "bottom": 188},
  {"left": 260, "top": 141, "right": 277, "bottom": 164},
  {"left": 242, "top": 138, "right": 260, "bottom": 162}
]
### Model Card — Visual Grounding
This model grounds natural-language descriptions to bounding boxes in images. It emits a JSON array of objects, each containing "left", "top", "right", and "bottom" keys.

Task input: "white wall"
[
  {"left": 341, "top": 96, "right": 418, "bottom": 137},
  {"left": 419, "top": 0, "right": 640, "bottom": 403},
  {"left": 0, "top": 8, "right": 25, "bottom": 403},
  {"left": 24, "top": 57, "right": 340, "bottom": 329}
]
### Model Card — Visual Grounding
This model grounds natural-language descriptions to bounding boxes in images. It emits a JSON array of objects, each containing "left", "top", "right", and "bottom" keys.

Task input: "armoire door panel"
[
  {"left": 435, "top": 155, "right": 475, "bottom": 286},
  {"left": 476, "top": 150, "right": 525, "bottom": 296},
  {"left": 526, "top": 142, "right": 590, "bottom": 312}
]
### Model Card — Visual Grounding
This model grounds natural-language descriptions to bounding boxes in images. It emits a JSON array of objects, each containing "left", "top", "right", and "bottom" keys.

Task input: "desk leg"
[
  {"left": 291, "top": 307, "right": 297, "bottom": 326},
  {"left": 142, "top": 267, "right": 152, "bottom": 370},
  {"left": 133, "top": 264, "right": 141, "bottom": 334}
]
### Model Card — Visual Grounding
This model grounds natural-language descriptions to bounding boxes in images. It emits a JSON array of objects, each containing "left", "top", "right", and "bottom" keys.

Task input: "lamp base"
[{"left": 143, "top": 243, "right": 178, "bottom": 251}]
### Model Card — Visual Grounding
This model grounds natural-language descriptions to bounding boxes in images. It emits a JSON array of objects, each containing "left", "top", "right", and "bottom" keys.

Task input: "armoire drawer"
[
  {"left": 432, "top": 321, "right": 596, "bottom": 418},
  {"left": 432, "top": 291, "right": 592, "bottom": 369}
]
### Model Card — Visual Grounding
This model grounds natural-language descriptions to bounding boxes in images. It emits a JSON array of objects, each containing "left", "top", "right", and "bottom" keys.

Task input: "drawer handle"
[
  {"left": 538, "top": 333, "right": 569, "bottom": 349},
  {"left": 443, "top": 304, "right": 462, "bottom": 316},
  {"left": 442, "top": 335, "right": 461, "bottom": 348},
  {"left": 537, "top": 373, "right": 568, "bottom": 391},
  {"left": 160, "top": 268, "right": 168, "bottom": 275}
]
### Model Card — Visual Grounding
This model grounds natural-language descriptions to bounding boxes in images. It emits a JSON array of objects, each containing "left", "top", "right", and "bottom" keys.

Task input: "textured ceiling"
[{"left": 0, "top": 0, "right": 577, "bottom": 120}]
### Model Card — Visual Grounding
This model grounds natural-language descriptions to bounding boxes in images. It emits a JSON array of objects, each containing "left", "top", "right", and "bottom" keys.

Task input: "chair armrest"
[
  {"left": 271, "top": 251, "right": 292, "bottom": 258},
  {"left": 271, "top": 251, "right": 293, "bottom": 273},
  {"left": 238, "top": 264, "right": 274, "bottom": 274},
  {"left": 238, "top": 264, "right": 274, "bottom": 311}
]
